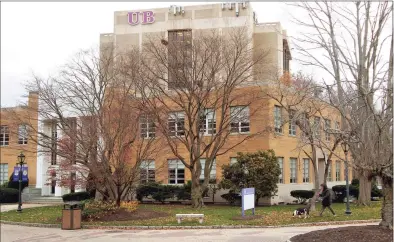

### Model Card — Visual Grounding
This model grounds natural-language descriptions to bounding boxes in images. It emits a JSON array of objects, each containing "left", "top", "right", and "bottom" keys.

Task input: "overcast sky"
[{"left": 1, "top": 2, "right": 305, "bottom": 107}]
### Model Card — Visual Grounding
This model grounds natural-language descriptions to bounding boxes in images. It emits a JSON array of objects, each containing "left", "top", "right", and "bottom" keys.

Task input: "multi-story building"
[
  {"left": 37, "top": 3, "right": 351, "bottom": 203},
  {"left": 0, "top": 92, "right": 39, "bottom": 186}
]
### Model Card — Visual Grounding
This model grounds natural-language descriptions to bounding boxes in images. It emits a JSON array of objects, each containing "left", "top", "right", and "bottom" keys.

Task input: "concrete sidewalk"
[
  {"left": 0, "top": 223, "right": 378, "bottom": 242},
  {"left": 1, "top": 203, "right": 52, "bottom": 212}
]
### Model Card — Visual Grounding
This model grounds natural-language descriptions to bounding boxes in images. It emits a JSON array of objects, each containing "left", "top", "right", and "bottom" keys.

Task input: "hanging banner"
[{"left": 13, "top": 166, "right": 28, "bottom": 182}]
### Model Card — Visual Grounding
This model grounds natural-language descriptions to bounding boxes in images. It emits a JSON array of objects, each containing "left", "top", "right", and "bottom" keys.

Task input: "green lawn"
[{"left": 0, "top": 202, "right": 381, "bottom": 226}]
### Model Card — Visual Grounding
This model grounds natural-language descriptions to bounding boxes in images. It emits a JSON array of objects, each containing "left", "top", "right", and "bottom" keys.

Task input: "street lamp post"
[
  {"left": 341, "top": 142, "right": 352, "bottom": 215},
  {"left": 16, "top": 152, "right": 26, "bottom": 213}
]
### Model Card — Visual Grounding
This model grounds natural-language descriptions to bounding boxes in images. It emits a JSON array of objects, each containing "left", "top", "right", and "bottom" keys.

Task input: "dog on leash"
[{"left": 292, "top": 203, "right": 311, "bottom": 219}]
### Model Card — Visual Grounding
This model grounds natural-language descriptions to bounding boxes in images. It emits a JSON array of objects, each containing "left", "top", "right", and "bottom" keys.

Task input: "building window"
[
  {"left": 313, "top": 117, "right": 321, "bottom": 138},
  {"left": 274, "top": 106, "right": 282, "bottom": 133},
  {"left": 64, "top": 118, "right": 77, "bottom": 164},
  {"left": 336, "top": 161, "right": 341, "bottom": 181},
  {"left": 335, "top": 121, "right": 340, "bottom": 130},
  {"left": 199, "top": 159, "right": 216, "bottom": 183},
  {"left": 168, "top": 159, "right": 185, "bottom": 184},
  {"left": 200, "top": 109, "right": 216, "bottom": 135},
  {"left": 288, "top": 110, "right": 296, "bottom": 136},
  {"left": 168, "top": 112, "right": 185, "bottom": 137},
  {"left": 0, "top": 126, "right": 9, "bottom": 146},
  {"left": 277, "top": 157, "right": 284, "bottom": 184},
  {"left": 303, "top": 158, "right": 309, "bottom": 183},
  {"left": 70, "top": 172, "right": 76, "bottom": 193},
  {"left": 0, "top": 164, "right": 8, "bottom": 185},
  {"left": 327, "top": 165, "right": 332, "bottom": 182},
  {"left": 51, "top": 121, "right": 58, "bottom": 165},
  {"left": 290, "top": 158, "right": 297, "bottom": 183},
  {"left": 230, "top": 106, "right": 250, "bottom": 134},
  {"left": 140, "top": 160, "right": 155, "bottom": 184},
  {"left": 168, "top": 29, "right": 192, "bottom": 89},
  {"left": 230, "top": 157, "right": 237, "bottom": 165},
  {"left": 324, "top": 119, "right": 331, "bottom": 142},
  {"left": 300, "top": 113, "right": 309, "bottom": 138},
  {"left": 283, "top": 40, "right": 290, "bottom": 73},
  {"left": 140, "top": 114, "right": 155, "bottom": 138},
  {"left": 18, "top": 124, "right": 28, "bottom": 145}
]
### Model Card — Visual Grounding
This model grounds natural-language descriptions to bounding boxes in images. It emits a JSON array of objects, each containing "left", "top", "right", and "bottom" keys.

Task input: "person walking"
[{"left": 319, "top": 183, "right": 336, "bottom": 216}]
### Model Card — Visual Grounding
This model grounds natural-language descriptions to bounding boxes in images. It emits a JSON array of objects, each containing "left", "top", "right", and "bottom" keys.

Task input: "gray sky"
[{"left": 1, "top": 2, "right": 304, "bottom": 107}]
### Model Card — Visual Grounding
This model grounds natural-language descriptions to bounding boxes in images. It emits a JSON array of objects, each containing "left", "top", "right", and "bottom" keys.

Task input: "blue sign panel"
[
  {"left": 242, "top": 187, "right": 255, "bottom": 196},
  {"left": 13, "top": 167, "right": 28, "bottom": 182}
]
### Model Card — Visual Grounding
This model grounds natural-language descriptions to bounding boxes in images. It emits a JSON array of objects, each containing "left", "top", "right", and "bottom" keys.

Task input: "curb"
[{"left": 0, "top": 219, "right": 380, "bottom": 230}]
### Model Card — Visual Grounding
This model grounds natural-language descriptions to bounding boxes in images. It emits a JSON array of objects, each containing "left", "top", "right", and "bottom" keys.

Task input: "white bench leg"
[
  {"left": 177, "top": 218, "right": 181, "bottom": 224},
  {"left": 199, "top": 218, "right": 203, "bottom": 224}
]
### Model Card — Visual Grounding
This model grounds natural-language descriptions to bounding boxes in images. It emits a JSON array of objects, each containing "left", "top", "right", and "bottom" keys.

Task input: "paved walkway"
[
  {"left": 0, "top": 223, "right": 378, "bottom": 242},
  {"left": 1, "top": 204, "right": 51, "bottom": 212}
]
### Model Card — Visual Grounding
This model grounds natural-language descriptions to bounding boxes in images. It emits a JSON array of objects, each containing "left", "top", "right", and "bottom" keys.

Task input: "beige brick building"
[
  {"left": 100, "top": 3, "right": 351, "bottom": 204},
  {"left": 37, "top": 3, "right": 351, "bottom": 204},
  {"left": 0, "top": 92, "right": 39, "bottom": 186}
]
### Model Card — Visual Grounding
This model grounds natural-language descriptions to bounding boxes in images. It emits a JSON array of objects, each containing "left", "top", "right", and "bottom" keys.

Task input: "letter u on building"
[{"left": 128, "top": 12, "right": 140, "bottom": 25}]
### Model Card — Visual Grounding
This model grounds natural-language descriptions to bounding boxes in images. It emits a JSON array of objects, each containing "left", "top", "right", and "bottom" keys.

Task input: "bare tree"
[
  {"left": 265, "top": 71, "right": 343, "bottom": 211},
  {"left": 136, "top": 27, "right": 270, "bottom": 208},
  {"left": 15, "top": 47, "right": 162, "bottom": 206},
  {"left": 289, "top": 1, "right": 392, "bottom": 228},
  {"left": 324, "top": 81, "right": 392, "bottom": 229}
]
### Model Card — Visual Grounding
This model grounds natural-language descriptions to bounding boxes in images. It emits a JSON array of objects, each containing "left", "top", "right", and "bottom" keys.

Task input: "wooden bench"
[{"left": 175, "top": 214, "right": 204, "bottom": 224}]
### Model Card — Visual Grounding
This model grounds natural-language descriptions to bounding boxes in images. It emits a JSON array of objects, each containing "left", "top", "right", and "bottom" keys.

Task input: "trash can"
[{"left": 61, "top": 202, "right": 82, "bottom": 230}]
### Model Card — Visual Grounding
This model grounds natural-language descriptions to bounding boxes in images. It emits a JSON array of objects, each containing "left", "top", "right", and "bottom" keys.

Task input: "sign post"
[{"left": 241, "top": 187, "right": 255, "bottom": 217}]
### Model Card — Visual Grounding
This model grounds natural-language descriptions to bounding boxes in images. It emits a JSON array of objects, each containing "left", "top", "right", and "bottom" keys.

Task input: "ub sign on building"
[
  {"left": 127, "top": 11, "right": 155, "bottom": 25},
  {"left": 242, "top": 188, "right": 255, "bottom": 216}
]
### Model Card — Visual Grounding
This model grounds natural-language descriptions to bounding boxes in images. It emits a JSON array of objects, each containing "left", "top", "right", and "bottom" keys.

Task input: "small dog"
[{"left": 292, "top": 203, "right": 311, "bottom": 219}]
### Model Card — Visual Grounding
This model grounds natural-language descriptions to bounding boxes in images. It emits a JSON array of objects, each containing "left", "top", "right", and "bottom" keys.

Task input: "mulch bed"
[
  {"left": 232, "top": 215, "right": 264, "bottom": 221},
  {"left": 57, "top": 208, "right": 169, "bottom": 223},
  {"left": 85, "top": 208, "right": 169, "bottom": 222},
  {"left": 290, "top": 225, "right": 393, "bottom": 242}
]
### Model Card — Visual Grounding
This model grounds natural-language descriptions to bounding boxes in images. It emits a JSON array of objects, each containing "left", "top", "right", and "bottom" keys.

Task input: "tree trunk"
[
  {"left": 323, "top": 161, "right": 331, "bottom": 185},
  {"left": 309, "top": 147, "right": 320, "bottom": 211},
  {"left": 357, "top": 170, "right": 372, "bottom": 206},
  {"left": 191, "top": 173, "right": 204, "bottom": 209},
  {"left": 116, "top": 194, "right": 121, "bottom": 207},
  {"left": 379, "top": 175, "right": 393, "bottom": 230},
  {"left": 310, "top": 169, "right": 320, "bottom": 211}
]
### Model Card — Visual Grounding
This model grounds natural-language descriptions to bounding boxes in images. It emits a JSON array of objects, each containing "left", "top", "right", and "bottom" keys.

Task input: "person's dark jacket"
[{"left": 321, "top": 188, "right": 332, "bottom": 207}]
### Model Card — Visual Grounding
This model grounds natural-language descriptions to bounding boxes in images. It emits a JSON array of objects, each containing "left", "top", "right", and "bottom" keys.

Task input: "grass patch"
[{"left": 0, "top": 202, "right": 381, "bottom": 226}]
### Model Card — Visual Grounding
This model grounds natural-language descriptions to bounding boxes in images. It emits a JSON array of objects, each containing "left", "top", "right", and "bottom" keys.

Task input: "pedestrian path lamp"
[
  {"left": 16, "top": 152, "right": 26, "bottom": 213},
  {"left": 341, "top": 142, "right": 352, "bottom": 215}
]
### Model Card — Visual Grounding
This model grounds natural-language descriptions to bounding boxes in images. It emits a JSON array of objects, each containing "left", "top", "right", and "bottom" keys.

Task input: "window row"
[
  {"left": 0, "top": 163, "right": 8, "bottom": 185},
  {"left": 277, "top": 157, "right": 308, "bottom": 184},
  {"left": 277, "top": 158, "right": 344, "bottom": 184},
  {"left": 139, "top": 159, "right": 216, "bottom": 184},
  {"left": 274, "top": 106, "right": 340, "bottom": 141},
  {"left": 0, "top": 124, "right": 29, "bottom": 146},
  {"left": 139, "top": 158, "right": 344, "bottom": 185},
  {"left": 139, "top": 106, "right": 250, "bottom": 138}
]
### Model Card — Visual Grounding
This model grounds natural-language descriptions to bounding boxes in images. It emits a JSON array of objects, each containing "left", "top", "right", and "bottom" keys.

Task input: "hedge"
[
  {"left": 62, "top": 191, "right": 92, "bottom": 202},
  {"left": 221, "top": 192, "right": 241, "bottom": 205},
  {"left": 0, "top": 188, "right": 19, "bottom": 203},
  {"left": 136, "top": 181, "right": 208, "bottom": 203},
  {"left": 332, "top": 181, "right": 383, "bottom": 203},
  {"left": 350, "top": 178, "right": 383, "bottom": 198},
  {"left": 332, "top": 185, "right": 360, "bottom": 202},
  {"left": 290, "top": 190, "right": 315, "bottom": 204},
  {"left": 136, "top": 182, "right": 180, "bottom": 203},
  {"left": 7, "top": 175, "right": 29, "bottom": 191}
]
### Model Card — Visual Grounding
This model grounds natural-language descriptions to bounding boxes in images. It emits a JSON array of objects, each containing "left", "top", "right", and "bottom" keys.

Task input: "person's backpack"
[{"left": 329, "top": 189, "right": 336, "bottom": 201}]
